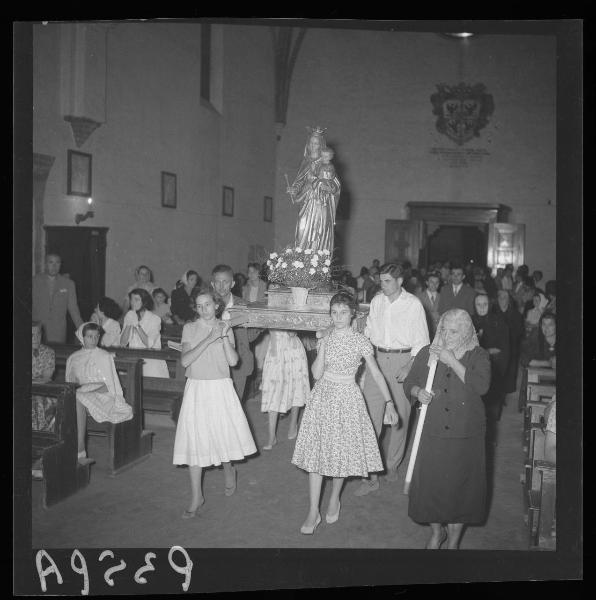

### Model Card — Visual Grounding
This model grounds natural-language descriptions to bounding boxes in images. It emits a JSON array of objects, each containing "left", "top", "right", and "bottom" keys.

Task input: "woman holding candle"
[{"left": 403, "top": 309, "right": 491, "bottom": 550}]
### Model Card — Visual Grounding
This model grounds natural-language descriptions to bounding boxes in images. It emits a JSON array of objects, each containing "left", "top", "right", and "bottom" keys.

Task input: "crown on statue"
[{"left": 307, "top": 125, "right": 327, "bottom": 136}]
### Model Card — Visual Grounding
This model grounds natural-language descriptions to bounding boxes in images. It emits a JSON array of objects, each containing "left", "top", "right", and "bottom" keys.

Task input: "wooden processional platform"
[{"left": 227, "top": 288, "right": 369, "bottom": 331}]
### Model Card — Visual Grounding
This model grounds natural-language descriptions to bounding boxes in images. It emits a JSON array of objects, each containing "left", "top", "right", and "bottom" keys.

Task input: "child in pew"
[
  {"left": 120, "top": 288, "right": 170, "bottom": 378},
  {"left": 152, "top": 287, "right": 175, "bottom": 325},
  {"left": 66, "top": 322, "right": 133, "bottom": 465},
  {"left": 173, "top": 289, "right": 257, "bottom": 518},
  {"left": 92, "top": 296, "right": 122, "bottom": 347}
]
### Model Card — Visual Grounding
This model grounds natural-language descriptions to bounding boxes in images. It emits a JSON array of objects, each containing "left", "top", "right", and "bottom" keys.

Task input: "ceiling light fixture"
[{"left": 444, "top": 32, "right": 475, "bottom": 38}]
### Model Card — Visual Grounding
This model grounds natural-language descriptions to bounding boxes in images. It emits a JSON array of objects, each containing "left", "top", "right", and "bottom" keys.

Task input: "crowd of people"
[{"left": 31, "top": 251, "right": 556, "bottom": 547}]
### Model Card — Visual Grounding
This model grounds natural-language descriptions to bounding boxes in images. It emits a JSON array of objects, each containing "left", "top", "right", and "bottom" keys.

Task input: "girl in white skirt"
[{"left": 173, "top": 290, "right": 257, "bottom": 518}]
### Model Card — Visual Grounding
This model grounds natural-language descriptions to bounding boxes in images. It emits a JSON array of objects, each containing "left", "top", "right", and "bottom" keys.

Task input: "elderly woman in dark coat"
[
  {"left": 403, "top": 309, "right": 491, "bottom": 550},
  {"left": 472, "top": 293, "right": 510, "bottom": 443}
]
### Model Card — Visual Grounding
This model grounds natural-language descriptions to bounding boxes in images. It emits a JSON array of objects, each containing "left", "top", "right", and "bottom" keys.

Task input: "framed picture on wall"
[
  {"left": 222, "top": 186, "right": 234, "bottom": 217},
  {"left": 161, "top": 171, "right": 177, "bottom": 208},
  {"left": 264, "top": 196, "right": 273, "bottom": 222},
  {"left": 67, "top": 150, "right": 92, "bottom": 197}
]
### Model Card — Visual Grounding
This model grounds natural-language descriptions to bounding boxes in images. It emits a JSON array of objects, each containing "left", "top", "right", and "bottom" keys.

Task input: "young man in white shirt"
[{"left": 355, "top": 263, "right": 430, "bottom": 495}]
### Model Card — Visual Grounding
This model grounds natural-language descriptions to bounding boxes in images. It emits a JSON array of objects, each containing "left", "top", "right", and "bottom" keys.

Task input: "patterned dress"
[
  {"left": 65, "top": 348, "right": 133, "bottom": 424},
  {"left": 32, "top": 345, "right": 57, "bottom": 431},
  {"left": 291, "top": 329, "right": 383, "bottom": 478},
  {"left": 260, "top": 331, "right": 310, "bottom": 413}
]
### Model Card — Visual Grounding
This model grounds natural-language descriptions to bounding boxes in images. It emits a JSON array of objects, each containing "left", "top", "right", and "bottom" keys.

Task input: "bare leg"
[
  {"left": 327, "top": 477, "right": 344, "bottom": 516},
  {"left": 426, "top": 523, "right": 447, "bottom": 549},
  {"left": 264, "top": 412, "right": 279, "bottom": 449},
  {"left": 222, "top": 461, "right": 236, "bottom": 495},
  {"left": 302, "top": 472, "right": 323, "bottom": 529},
  {"left": 446, "top": 523, "right": 464, "bottom": 549},
  {"left": 288, "top": 406, "right": 300, "bottom": 439},
  {"left": 187, "top": 465, "right": 204, "bottom": 512},
  {"left": 75, "top": 399, "right": 87, "bottom": 454}
]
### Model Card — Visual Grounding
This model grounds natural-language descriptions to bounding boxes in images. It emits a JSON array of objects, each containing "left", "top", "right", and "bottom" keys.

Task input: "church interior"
[{"left": 16, "top": 19, "right": 582, "bottom": 592}]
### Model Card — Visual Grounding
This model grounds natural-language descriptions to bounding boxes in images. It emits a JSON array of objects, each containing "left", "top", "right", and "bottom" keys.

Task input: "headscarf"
[
  {"left": 526, "top": 292, "right": 549, "bottom": 326},
  {"left": 429, "top": 308, "right": 479, "bottom": 366},
  {"left": 75, "top": 322, "right": 98, "bottom": 346},
  {"left": 180, "top": 271, "right": 190, "bottom": 287},
  {"left": 536, "top": 292, "right": 549, "bottom": 311}
]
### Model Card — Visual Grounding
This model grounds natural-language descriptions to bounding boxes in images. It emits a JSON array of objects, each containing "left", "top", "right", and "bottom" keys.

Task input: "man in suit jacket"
[
  {"left": 32, "top": 253, "right": 84, "bottom": 343},
  {"left": 211, "top": 264, "right": 261, "bottom": 401},
  {"left": 417, "top": 271, "right": 441, "bottom": 338},
  {"left": 437, "top": 263, "right": 476, "bottom": 317}
]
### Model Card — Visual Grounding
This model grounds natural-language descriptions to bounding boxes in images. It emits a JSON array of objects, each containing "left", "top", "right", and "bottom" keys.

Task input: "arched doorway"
[{"left": 426, "top": 224, "right": 487, "bottom": 266}]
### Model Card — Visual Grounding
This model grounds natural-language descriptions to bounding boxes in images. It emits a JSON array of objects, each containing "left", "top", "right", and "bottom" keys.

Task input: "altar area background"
[{"left": 32, "top": 20, "right": 556, "bottom": 292}]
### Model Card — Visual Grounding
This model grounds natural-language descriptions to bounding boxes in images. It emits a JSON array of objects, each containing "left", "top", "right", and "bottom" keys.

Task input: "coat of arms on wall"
[{"left": 431, "top": 83, "right": 494, "bottom": 145}]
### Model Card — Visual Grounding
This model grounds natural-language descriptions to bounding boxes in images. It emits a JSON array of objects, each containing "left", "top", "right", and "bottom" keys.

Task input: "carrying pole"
[{"left": 404, "top": 359, "right": 437, "bottom": 495}]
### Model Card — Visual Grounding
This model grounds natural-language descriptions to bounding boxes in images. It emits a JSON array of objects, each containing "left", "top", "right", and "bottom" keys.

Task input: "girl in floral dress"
[{"left": 292, "top": 292, "right": 399, "bottom": 534}]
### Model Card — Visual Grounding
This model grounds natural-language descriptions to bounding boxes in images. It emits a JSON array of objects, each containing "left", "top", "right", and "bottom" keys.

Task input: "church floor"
[{"left": 32, "top": 388, "right": 530, "bottom": 550}]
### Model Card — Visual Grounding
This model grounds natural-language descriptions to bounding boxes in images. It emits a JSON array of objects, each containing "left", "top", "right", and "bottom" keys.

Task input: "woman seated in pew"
[
  {"left": 122, "top": 265, "right": 158, "bottom": 313},
  {"left": 120, "top": 288, "right": 170, "bottom": 378},
  {"left": 66, "top": 322, "right": 133, "bottom": 465},
  {"left": 152, "top": 288, "right": 175, "bottom": 325},
  {"left": 32, "top": 321, "right": 55, "bottom": 383},
  {"left": 242, "top": 262, "right": 268, "bottom": 303},
  {"left": 521, "top": 312, "right": 556, "bottom": 369},
  {"left": 92, "top": 296, "right": 122, "bottom": 347},
  {"left": 170, "top": 270, "right": 202, "bottom": 325},
  {"left": 523, "top": 291, "right": 549, "bottom": 338},
  {"left": 32, "top": 321, "right": 57, "bottom": 432}
]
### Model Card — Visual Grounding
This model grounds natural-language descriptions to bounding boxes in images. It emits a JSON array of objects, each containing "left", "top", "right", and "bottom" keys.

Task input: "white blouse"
[
  {"left": 123, "top": 310, "right": 162, "bottom": 349},
  {"left": 364, "top": 289, "right": 430, "bottom": 356},
  {"left": 101, "top": 318, "right": 121, "bottom": 347}
]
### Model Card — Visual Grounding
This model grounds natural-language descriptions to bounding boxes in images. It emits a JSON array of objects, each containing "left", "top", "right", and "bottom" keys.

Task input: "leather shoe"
[
  {"left": 224, "top": 470, "right": 237, "bottom": 496},
  {"left": 325, "top": 502, "right": 341, "bottom": 524},
  {"left": 300, "top": 514, "right": 321, "bottom": 535}
]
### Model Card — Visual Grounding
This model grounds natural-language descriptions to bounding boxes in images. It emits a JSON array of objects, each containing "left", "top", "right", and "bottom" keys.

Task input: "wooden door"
[
  {"left": 487, "top": 223, "right": 525, "bottom": 272},
  {"left": 44, "top": 226, "right": 107, "bottom": 340},
  {"left": 384, "top": 220, "right": 422, "bottom": 266}
]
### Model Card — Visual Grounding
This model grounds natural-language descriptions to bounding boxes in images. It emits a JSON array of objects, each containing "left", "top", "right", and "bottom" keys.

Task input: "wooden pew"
[
  {"left": 32, "top": 382, "right": 91, "bottom": 508},
  {"left": 48, "top": 345, "right": 153, "bottom": 476},
  {"left": 518, "top": 367, "right": 528, "bottom": 412},
  {"left": 527, "top": 366, "right": 556, "bottom": 384},
  {"left": 522, "top": 425, "right": 556, "bottom": 549},
  {"left": 523, "top": 383, "right": 556, "bottom": 451}
]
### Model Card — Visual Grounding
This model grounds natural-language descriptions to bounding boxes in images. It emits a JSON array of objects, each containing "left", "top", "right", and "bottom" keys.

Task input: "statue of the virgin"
[{"left": 286, "top": 126, "right": 341, "bottom": 255}]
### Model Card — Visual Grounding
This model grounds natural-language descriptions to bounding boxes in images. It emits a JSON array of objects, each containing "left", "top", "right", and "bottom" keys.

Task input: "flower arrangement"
[{"left": 266, "top": 246, "right": 332, "bottom": 288}]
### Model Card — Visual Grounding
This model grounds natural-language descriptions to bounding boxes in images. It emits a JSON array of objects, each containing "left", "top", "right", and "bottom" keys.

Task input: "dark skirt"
[
  {"left": 504, "top": 349, "right": 520, "bottom": 394},
  {"left": 408, "top": 430, "right": 487, "bottom": 525}
]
